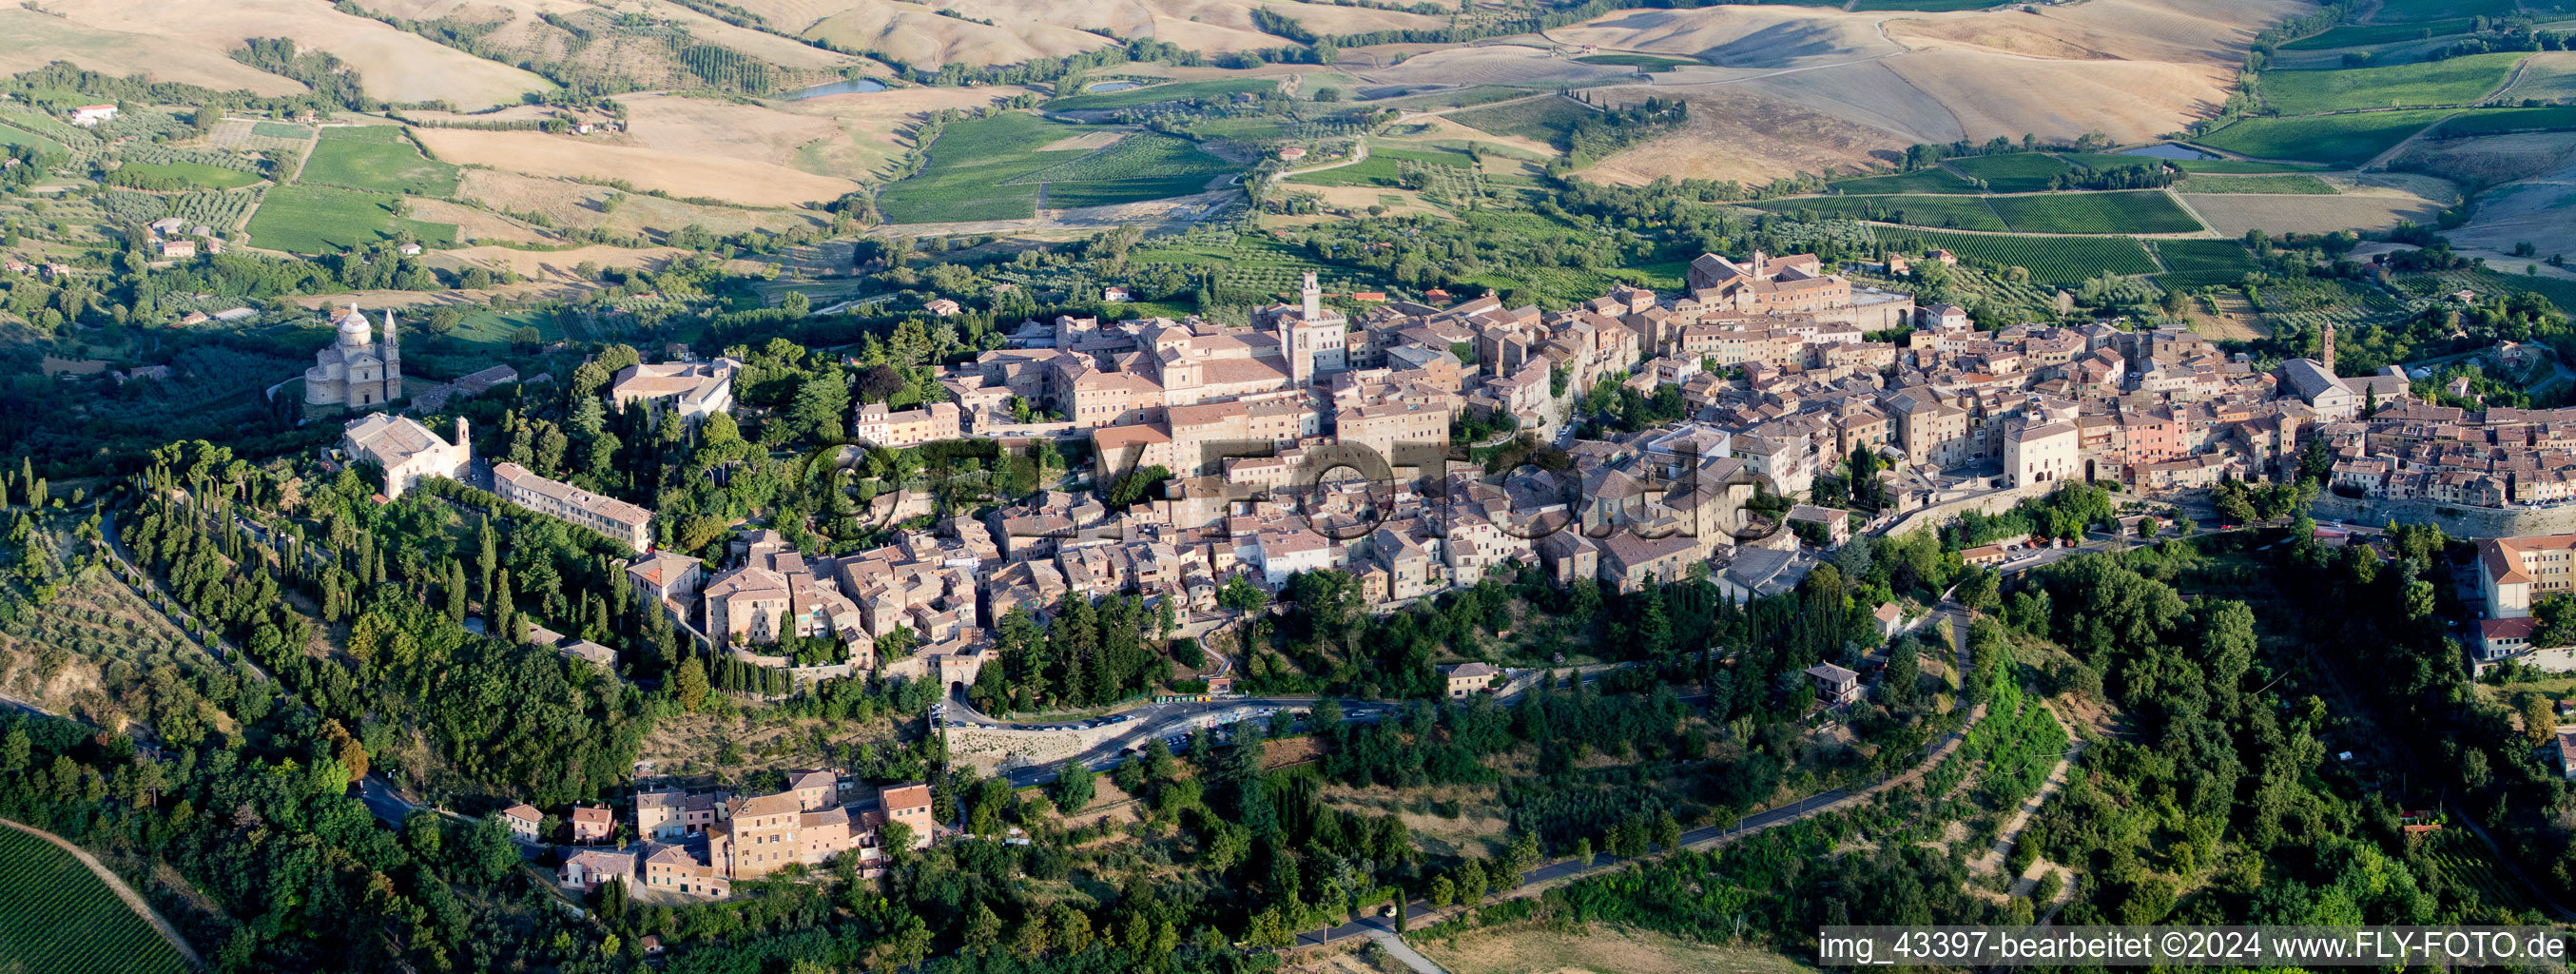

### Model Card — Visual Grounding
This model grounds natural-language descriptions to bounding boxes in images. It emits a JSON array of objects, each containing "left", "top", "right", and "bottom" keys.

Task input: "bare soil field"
[
  {"left": 2182, "top": 184, "right": 2449, "bottom": 237},
  {"left": 731, "top": 0, "right": 1444, "bottom": 65},
  {"left": 1559, "top": 0, "right": 2306, "bottom": 185},
  {"left": 420, "top": 244, "right": 695, "bottom": 282},
  {"left": 2498, "top": 50, "right": 2576, "bottom": 103},
  {"left": 2444, "top": 157, "right": 2576, "bottom": 261},
  {"left": 369, "top": 0, "right": 864, "bottom": 87},
  {"left": 770, "top": 84, "right": 1032, "bottom": 181},
  {"left": 2394, "top": 132, "right": 2576, "bottom": 186},
  {"left": 38, "top": 0, "right": 552, "bottom": 108},
  {"left": 0, "top": 9, "right": 306, "bottom": 95},
  {"left": 405, "top": 199, "right": 560, "bottom": 245},
  {"left": 1416, "top": 925, "right": 1822, "bottom": 974},
  {"left": 417, "top": 128, "right": 857, "bottom": 206},
  {"left": 620, "top": 93, "right": 845, "bottom": 166}
]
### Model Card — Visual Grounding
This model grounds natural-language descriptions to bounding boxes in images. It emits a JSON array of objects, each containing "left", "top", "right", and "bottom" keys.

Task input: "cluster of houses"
[
  {"left": 145, "top": 216, "right": 224, "bottom": 260},
  {"left": 505, "top": 770, "right": 935, "bottom": 900}
]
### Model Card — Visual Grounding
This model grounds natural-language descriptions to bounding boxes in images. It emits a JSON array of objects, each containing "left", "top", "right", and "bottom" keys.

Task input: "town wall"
[{"left": 2308, "top": 494, "right": 2576, "bottom": 539}]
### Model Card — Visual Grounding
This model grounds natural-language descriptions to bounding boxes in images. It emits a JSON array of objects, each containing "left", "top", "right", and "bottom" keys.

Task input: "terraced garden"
[{"left": 0, "top": 826, "right": 191, "bottom": 974}]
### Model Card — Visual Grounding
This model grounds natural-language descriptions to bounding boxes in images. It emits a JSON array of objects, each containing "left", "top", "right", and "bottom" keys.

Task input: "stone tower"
[{"left": 2320, "top": 320, "right": 2336, "bottom": 376}]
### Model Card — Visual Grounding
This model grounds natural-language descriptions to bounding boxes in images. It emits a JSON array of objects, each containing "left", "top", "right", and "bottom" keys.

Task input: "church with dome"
[{"left": 305, "top": 304, "right": 401, "bottom": 410}]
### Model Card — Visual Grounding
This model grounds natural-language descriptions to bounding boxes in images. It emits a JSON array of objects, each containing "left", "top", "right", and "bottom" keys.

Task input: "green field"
[
  {"left": 448, "top": 308, "right": 564, "bottom": 348},
  {"left": 1987, "top": 191, "right": 2203, "bottom": 234},
  {"left": 2369, "top": 0, "right": 2518, "bottom": 21},
  {"left": 2280, "top": 19, "right": 2474, "bottom": 49},
  {"left": 1045, "top": 78, "right": 1276, "bottom": 111},
  {"left": 1288, "top": 145, "right": 1479, "bottom": 187},
  {"left": 1872, "top": 228, "right": 2160, "bottom": 286},
  {"left": 1945, "top": 153, "right": 2080, "bottom": 192},
  {"left": 2195, "top": 109, "right": 2455, "bottom": 166},
  {"left": 2261, "top": 52, "right": 2523, "bottom": 114},
  {"left": 1047, "top": 174, "right": 1225, "bottom": 208},
  {"left": 0, "top": 827, "right": 192, "bottom": 974},
  {"left": 246, "top": 185, "right": 457, "bottom": 253},
  {"left": 2430, "top": 106, "right": 2576, "bottom": 138},
  {"left": 115, "top": 160, "right": 263, "bottom": 189},
  {"left": 1447, "top": 96, "right": 1597, "bottom": 144},
  {"left": 0, "top": 122, "right": 66, "bottom": 155},
  {"left": 1574, "top": 53, "right": 1700, "bottom": 70},
  {"left": 1827, "top": 167, "right": 1981, "bottom": 194},
  {"left": 2172, "top": 173, "right": 2337, "bottom": 194},
  {"left": 299, "top": 125, "right": 459, "bottom": 196},
  {"left": 877, "top": 113, "right": 1084, "bottom": 223},
  {"left": 250, "top": 121, "right": 312, "bottom": 139},
  {"left": 1756, "top": 194, "right": 2005, "bottom": 230},
  {"left": 2153, "top": 239, "right": 2262, "bottom": 290}
]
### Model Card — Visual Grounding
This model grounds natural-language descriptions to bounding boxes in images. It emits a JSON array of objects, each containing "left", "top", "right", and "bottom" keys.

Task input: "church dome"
[{"left": 336, "top": 305, "right": 372, "bottom": 346}]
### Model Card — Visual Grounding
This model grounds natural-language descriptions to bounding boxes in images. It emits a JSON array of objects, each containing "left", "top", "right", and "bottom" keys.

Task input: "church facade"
[{"left": 306, "top": 305, "right": 401, "bottom": 410}]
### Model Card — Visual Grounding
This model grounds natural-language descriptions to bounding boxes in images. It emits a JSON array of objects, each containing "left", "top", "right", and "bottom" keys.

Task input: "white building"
[
  {"left": 493, "top": 461, "right": 654, "bottom": 552},
  {"left": 340, "top": 414, "right": 470, "bottom": 499},
  {"left": 610, "top": 358, "right": 740, "bottom": 424}
]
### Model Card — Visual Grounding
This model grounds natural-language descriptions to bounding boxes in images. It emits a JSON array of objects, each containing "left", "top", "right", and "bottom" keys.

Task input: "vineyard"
[
  {"left": 1755, "top": 195, "right": 2005, "bottom": 231},
  {"left": 1872, "top": 229, "right": 2160, "bottom": 288},
  {"left": 0, "top": 826, "right": 192, "bottom": 974},
  {"left": 1826, "top": 167, "right": 1981, "bottom": 195},
  {"left": 108, "top": 161, "right": 264, "bottom": 191},
  {"left": 1128, "top": 225, "right": 1383, "bottom": 301},
  {"left": 1985, "top": 191, "right": 2205, "bottom": 234},
  {"left": 2170, "top": 174, "right": 2334, "bottom": 194},
  {"left": 2151, "top": 239, "right": 2261, "bottom": 290},
  {"left": 124, "top": 142, "right": 264, "bottom": 175},
  {"left": 168, "top": 189, "right": 262, "bottom": 231},
  {"left": 1943, "top": 154, "right": 2080, "bottom": 193},
  {"left": 2195, "top": 110, "right": 2454, "bottom": 167},
  {"left": 1000, "top": 134, "right": 1232, "bottom": 185}
]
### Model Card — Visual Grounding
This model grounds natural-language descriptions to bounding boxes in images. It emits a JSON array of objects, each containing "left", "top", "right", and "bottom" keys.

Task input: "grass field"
[
  {"left": 246, "top": 185, "right": 457, "bottom": 253},
  {"left": 1756, "top": 194, "right": 2005, "bottom": 230},
  {"left": 249, "top": 121, "right": 311, "bottom": 139},
  {"left": 1945, "top": 153, "right": 2080, "bottom": 193},
  {"left": 2260, "top": 52, "right": 2524, "bottom": 114},
  {"left": 1447, "top": 96, "right": 1596, "bottom": 145},
  {"left": 0, "top": 122, "right": 66, "bottom": 155},
  {"left": 1417, "top": 925, "right": 1822, "bottom": 974},
  {"left": 448, "top": 309, "right": 563, "bottom": 349},
  {"left": 115, "top": 160, "right": 263, "bottom": 189},
  {"left": 0, "top": 826, "right": 191, "bottom": 974},
  {"left": 2196, "top": 109, "right": 2456, "bottom": 166},
  {"left": 2369, "top": 0, "right": 2518, "bottom": 21},
  {"left": 1873, "top": 229, "right": 2160, "bottom": 286},
  {"left": 1987, "top": 191, "right": 2204, "bottom": 234},
  {"left": 1288, "top": 145, "right": 1480, "bottom": 187},
  {"left": 2171, "top": 174, "right": 2337, "bottom": 194},
  {"left": 1574, "top": 53, "right": 1699, "bottom": 70},
  {"left": 300, "top": 126, "right": 459, "bottom": 196},
  {"left": 2280, "top": 19, "right": 2473, "bottom": 49},
  {"left": 1827, "top": 167, "right": 1981, "bottom": 194},
  {"left": 2153, "top": 239, "right": 2263, "bottom": 289},
  {"left": 1045, "top": 78, "right": 1277, "bottom": 112}
]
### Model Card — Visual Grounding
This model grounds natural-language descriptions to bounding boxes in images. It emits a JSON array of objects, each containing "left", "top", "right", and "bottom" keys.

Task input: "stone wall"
[
  {"left": 1878, "top": 482, "right": 2052, "bottom": 540},
  {"left": 2308, "top": 494, "right": 2576, "bottom": 539}
]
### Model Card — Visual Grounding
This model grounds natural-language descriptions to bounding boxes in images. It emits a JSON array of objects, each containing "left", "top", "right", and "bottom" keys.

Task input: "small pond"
[
  {"left": 1085, "top": 81, "right": 1143, "bottom": 92},
  {"left": 788, "top": 77, "right": 888, "bottom": 99},
  {"left": 2120, "top": 143, "right": 2218, "bottom": 160}
]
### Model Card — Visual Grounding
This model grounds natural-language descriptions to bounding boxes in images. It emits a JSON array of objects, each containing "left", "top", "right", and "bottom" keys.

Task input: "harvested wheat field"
[
  {"left": 406, "top": 199, "right": 560, "bottom": 246},
  {"left": 770, "top": 85, "right": 1032, "bottom": 180},
  {"left": 457, "top": 169, "right": 831, "bottom": 239},
  {"left": 2183, "top": 177, "right": 2450, "bottom": 237},
  {"left": 1416, "top": 925, "right": 1823, "bottom": 974},
  {"left": 40, "top": 0, "right": 552, "bottom": 108},
  {"left": 726, "top": 0, "right": 1116, "bottom": 68},
  {"left": 621, "top": 93, "right": 845, "bottom": 166},
  {"left": 939, "top": 0, "right": 1448, "bottom": 55},
  {"left": 1352, "top": 46, "right": 1643, "bottom": 88},
  {"left": 0, "top": 8, "right": 307, "bottom": 95},
  {"left": 417, "top": 128, "right": 856, "bottom": 206},
  {"left": 1563, "top": 0, "right": 2306, "bottom": 185},
  {"left": 2445, "top": 158, "right": 2576, "bottom": 261}
]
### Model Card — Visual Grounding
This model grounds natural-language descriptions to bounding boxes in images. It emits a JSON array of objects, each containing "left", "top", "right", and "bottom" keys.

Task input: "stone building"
[{"left": 306, "top": 305, "right": 402, "bottom": 410}]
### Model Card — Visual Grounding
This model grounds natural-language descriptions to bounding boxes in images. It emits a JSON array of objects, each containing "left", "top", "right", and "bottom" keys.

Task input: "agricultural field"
[
  {"left": 2172, "top": 158, "right": 2331, "bottom": 173},
  {"left": 1755, "top": 194, "right": 2005, "bottom": 231},
  {"left": 1288, "top": 146, "right": 1480, "bottom": 188},
  {"left": 111, "top": 160, "right": 263, "bottom": 189},
  {"left": 1001, "top": 133, "right": 1232, "bottom": 185},
  {"left": 2259, "top": 52, "right": 2524, "bottom": 115},
  {"left": 1826, "top": 167, "right": 1981, "bottom": 194},
  {"left": 2428, "top": 106, "right": 2576, "bottom": 139},
  {"left": 1446, "top": 96, "right": 1597, "bottom": 145},
  {"left": 874, "top": 113, "right": 1085, "bottom": 224},
  {"left": 246, "top": 185, "right": 458, "bottom": 253},
  {"left": 1987, "top": 191, "right": 2204, "bottom": 234},
  {"left": 1046, "top": 175, "right": 1225, "bottom": 209},
  {"left": 2196, "top": 109, "right": 2458, "bottom": 166},
  {"left": 165, "top": 190, "right": 261, "bottom": 230},
  {"left": 1573, "top": 53, "right": 1700, "bottom": 70},
  {"left": 250, "top": 121, "right": 312, "bottom": 140},
  {"left": 0, "top": 826, "right": 191, "bottom": 974},
  {"left": 2152, "top": 239, "right": 2263, "bottom": 290},
  {"left": 2171, "top": 174, "right": 2337, "bottom": 194},
  {"left": 1872, "top": 229, "right": 2160, "bottom": 287},
  {"left": 2280, "top": 19, "right": 2474, "bottom": 50},
  {"left": 1044, "top": 78, "right": 1276, "bottom": 112},
  {"left": 1944, "top": 154, "right": 2080, "bottom": 193},
  {"left": 2368, "top": 0, "right": 2519, "bottom": 21},
  {"left": 300, "top": 126, "right": 460, "bottom": 196},
  {"left": 0, "top": 121, "right": 66, "bottom": 155}
]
